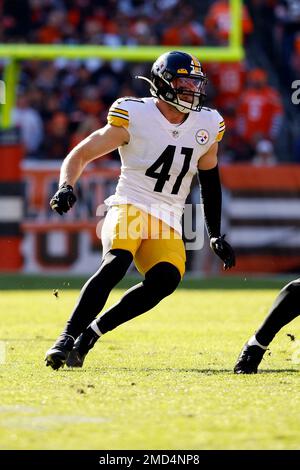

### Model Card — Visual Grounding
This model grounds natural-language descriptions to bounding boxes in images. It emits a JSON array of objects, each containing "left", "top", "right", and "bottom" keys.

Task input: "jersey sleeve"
[
  {"left": 215, "top": 111, "right": 225, "bottom": 142},
  {"left": 107, "top": 98, "right": 130, "bottom": 129}
]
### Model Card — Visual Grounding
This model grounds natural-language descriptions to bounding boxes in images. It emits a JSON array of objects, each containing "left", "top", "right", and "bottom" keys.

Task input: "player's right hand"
[{"left": 50, "top": 183, "right": 77, "bottom": 215}]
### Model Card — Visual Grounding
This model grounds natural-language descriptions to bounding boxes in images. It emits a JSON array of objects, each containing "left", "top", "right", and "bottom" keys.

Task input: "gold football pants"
[{"left": 101, "top": 204, "right": 186, "bottom": 277}]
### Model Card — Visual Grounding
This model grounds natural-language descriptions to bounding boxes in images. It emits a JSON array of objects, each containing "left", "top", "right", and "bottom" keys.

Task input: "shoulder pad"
[
  {"left": 212, "top": 109, "right": 225, "bottom": 142},
  {"left": 116, "top": 97, "right": 145, "bottom": 104},
  {"left": 107, "top": 99, "right": 130, "bottom": 128}
]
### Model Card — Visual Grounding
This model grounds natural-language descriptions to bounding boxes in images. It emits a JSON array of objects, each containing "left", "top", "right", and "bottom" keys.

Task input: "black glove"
[
  {"left": 50, "top": 183, "right": 77, "bottom": 215},
  {"left": 210, "top": 234, "right": 236, "bottom": 270}
]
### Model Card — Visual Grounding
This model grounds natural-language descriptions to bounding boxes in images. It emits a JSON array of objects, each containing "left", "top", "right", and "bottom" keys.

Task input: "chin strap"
[
  {"left": 135, "top": 75, "right": 157, "bottom": 94},
  {"left": 135, "top": 75, "right": 189, "bottom": 113}
]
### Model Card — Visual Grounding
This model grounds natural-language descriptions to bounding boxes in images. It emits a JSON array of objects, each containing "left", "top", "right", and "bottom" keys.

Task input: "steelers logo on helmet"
[
  {"left": 135, "top": 51, "right": 207, "bottom": 113},
  {"left": 154, "top": 56, "right": 167, "bottom": 74},
  {"left": 190, "top": 55, "right": 202, "bottom": 76},
  {"left": 196, "top": 129, "right": 209, "bottom": 145}
]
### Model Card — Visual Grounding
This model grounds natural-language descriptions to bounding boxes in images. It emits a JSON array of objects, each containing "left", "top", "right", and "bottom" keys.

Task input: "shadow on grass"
[
  {"left": 0, "top": 274, "right": 294, "bottom": 291},
  {"left": 83, "top": 367, "right": 299, "bottom": 375},
  {"left": 256, "top": 369, "right": 299, "bottom": 374}
]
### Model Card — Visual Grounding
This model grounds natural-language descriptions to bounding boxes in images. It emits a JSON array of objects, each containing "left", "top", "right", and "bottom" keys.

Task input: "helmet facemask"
[{"left": 169, "top": 76, "right": 207, "bottom": 113}]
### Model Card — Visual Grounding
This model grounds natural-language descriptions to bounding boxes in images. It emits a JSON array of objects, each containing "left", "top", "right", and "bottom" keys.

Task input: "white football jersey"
[{"left": 105, "top": 97, "right": 225, "bottom": 234}]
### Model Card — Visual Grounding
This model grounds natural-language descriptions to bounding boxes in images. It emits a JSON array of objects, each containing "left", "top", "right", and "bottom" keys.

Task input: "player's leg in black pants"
[
  {"left": 66, "top": 262, "right": 181, "bottom": 367},
  {"left": 255, "top": 279, "right": 300, "bottom": 345},
  {"left": 45, "top": 248, "right": 133, "bottom": 369},
  {"left": 234, "top": 279, "right": 300, "bottom": 374}
]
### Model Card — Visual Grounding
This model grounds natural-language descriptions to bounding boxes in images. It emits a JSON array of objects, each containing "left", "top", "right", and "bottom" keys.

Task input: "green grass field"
[{"left": 0, "top": 275, "right": 299, "bottom": 450}]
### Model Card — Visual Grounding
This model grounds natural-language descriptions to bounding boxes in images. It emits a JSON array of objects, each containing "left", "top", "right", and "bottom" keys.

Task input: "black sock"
[
  {"left": 255, "top": 279, "right": 300, "bottom": 346},
  {"left": 62, "top": 249, "right": 133, "bottom": 339},
  {"left": 96, "top": 262, "right": 181, "bottom": 334}
]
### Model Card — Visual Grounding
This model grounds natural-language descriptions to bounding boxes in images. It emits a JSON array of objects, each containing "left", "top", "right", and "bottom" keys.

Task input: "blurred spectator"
[
  {"left": 252, "top": 139, "right": 277, "bottom": 166},
  {"left": 291, "top": 33, "right": 300, "bottom": 78},
  {"left": 294, "top": 134, "right": 300, "bottom": 162},
  {"left": 42, "top": 112, "right": 70, "bottom": 160},
  {"left": 131, "top": 20, "right": 157, "bottom": 45},
  {"left": 204, "top": 0, "right": 253, "bottom": 44},
  {"left": 162, "top": 5, "right": 205, "bottom": 46},
  {"left": 236, "top": 68, "right": 283, "bottom": 154},
  {"left": 12, "top": 94, "right": 44, "bottom": 155},
  {"left": 205, "top": 59, "right": 248, "bottom": 162},
  {"left": 3, "top": 0, "right": 31, "bottom": 41},
  {"left": 275, "top": 0, "right": 300, "bottom": 83},
  {"left": 206, "top": 60, "right": 246, "bottom": 115},
  {"left": 37, "top": 10, "right": 66, "bottom": 44},
  {"left": 35, "top": 62, "right": 59, "bottom": 92},
  {"left": 248, "top": 0, "right": 278, "bottom": 62},
  {"left": 70, "top": 114, "right": 101, "bottom": 149},
  {"left": 78, "top": 86, "right": 104, "bottom": 116}
]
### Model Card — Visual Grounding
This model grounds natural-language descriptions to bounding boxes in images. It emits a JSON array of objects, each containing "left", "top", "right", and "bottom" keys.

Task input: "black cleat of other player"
[
  {"left": 66, "top": 327, "right": 99, "bottom": 368},
  {"left": 234, "top": 343, "right": 266, "bottom": 374},
  {"left": 45, "top": 334, "right": 75, "bottom": 370}
]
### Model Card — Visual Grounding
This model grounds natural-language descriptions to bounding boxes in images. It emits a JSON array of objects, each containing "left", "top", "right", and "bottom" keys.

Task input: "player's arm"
[
  {"left": 197, "top": 142, "right": 235, "bottom": 270},
  {"left": 50, "top": 124, "right": 129, "bottom": 215},
  {"left": 197, "top": 142, "right": 220, "bottom": 238},
  {"left": 59, "top": 124, "right": 129, "bottom": 187}
]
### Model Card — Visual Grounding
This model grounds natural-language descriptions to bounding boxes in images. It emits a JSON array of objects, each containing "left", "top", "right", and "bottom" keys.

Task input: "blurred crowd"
[
  {"left": 251, "top": 0, "right": 300, "bottom": 84},
  {"left": 1, "top": 0, "right": 299, "bottom": 163}
]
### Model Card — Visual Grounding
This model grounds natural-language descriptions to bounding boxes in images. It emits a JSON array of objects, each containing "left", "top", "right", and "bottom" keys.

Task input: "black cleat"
[
  {"left": 66, "top": 334, "right": 86, "bottom": 368},
  {"left": 45, "top": 334, "right": 75, "bottom": 370},
  {"left": 66, "top": 327, "right": 99, "bottom": 368},
  {"left": 234, "top": 343, "right": 266, "bottom": 374}
]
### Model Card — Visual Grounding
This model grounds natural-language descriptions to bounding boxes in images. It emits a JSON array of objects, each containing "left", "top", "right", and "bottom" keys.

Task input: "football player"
[
  {"left": 234, "top": 279, "right": 300, "bottom": 374},
  {"left": 45, "top": 50, "right": 235, "bottom": 370}
]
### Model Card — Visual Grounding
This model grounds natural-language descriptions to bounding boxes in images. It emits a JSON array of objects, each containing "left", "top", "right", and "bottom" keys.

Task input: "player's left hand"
[{"left": 210, "top": 234, "right": 236, "bottom": 270}]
